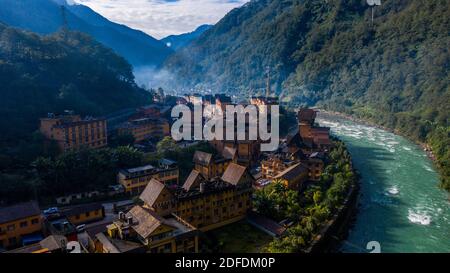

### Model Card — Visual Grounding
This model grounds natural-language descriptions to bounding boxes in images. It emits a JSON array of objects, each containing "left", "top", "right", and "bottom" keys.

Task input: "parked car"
[
  {"left": 43, "top": 207, "right": 59, "bottom": 215},
  {"left": 76, "top": 224, "right": 86, "bottom": 233}
]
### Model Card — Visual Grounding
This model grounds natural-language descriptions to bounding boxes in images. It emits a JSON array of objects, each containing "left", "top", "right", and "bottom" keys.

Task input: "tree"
[
  {"left": 156, "top": 137, "right": 180, "bottom": 157},
  {"left": 313, "top": 191, "right": 322, "bottom": 206},
  {"left": 109, "top": 133, "right": 136, "bottom": 148}
]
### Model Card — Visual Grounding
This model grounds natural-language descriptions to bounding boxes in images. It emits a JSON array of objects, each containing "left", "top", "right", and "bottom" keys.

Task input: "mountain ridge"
[
  {"left": 0, "top": 23, "right": 151, "bottom": 145},
  {"left": 0, "top": 0, "right": 172, "bottom": 67},
  {"left": 163, "top": 0, "right": 449, "bottom": 191},
  {"left": 161, "top": 24, "right": 213, "bottom": 51}
]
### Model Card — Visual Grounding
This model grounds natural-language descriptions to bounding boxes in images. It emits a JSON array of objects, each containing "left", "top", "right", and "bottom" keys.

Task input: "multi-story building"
[
  {"left": 61, "top": 203, "right": 105, "bottom": 226},
  {"left": 297, "top": 108, "right": 332, "bottom": 151},
  {"left": 102, "top": 206, "right": 199, "bottom": 253},
  {"left": 140, "top": 163, "right": 254, "bottom": 232},
  {"left": 211, "top": 140, "right": 260, "bottom": 167},
  {"left": 117, "top": 117, "right": 170, "bottom": 142},
  {"left": 0, "top": 201, "right": 43, "bottom": 250},
  {"left": 192, "top": 147, "right": 237, "bottom": 179},
  {"left": 273, "top": 163, "right": 309, "bottom": 190},
  {"left": 118, "top": 160, "right": 179, "bottom": 195},
  {"left": 40, "top": 112, "right": 107, "bottom": 152}
]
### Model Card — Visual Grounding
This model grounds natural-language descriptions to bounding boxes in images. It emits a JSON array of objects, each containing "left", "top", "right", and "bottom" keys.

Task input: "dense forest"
[
  {"left": 164, "top": 0, "right": 449, "bottom": 191},
  {"left": 0, "top": 23, "right": 152, "bottom": 162},
  {"left": 0, "top": 0, "right": 172, "bottom": 66}
]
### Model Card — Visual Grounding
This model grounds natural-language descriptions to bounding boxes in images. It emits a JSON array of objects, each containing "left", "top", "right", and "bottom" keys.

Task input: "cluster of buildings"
[
  {"left": 96, "top": 159, "right": 253, "bottom": 253},
  {"left": 255, "top": 108, "right": 331, "bottom": 190},
  {"left": 2, "top": 85, "right": 334, "bottom": 253},
  {"left": 116, "top": 104, "right": 171, "bottom": 143},
  {"left": 0, "top": 201, "right": 105, "bottom": 252},
  {"left": 39, "top": 104, "right": 171, "bottom": 153},
  {"left": 179, "top": 93, "right": 280, "bottom": 167}
]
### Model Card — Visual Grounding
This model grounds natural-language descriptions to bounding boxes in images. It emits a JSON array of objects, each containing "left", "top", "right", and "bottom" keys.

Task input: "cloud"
[{"left": 73, "top": 0, "right": 248, "bottom": 39}]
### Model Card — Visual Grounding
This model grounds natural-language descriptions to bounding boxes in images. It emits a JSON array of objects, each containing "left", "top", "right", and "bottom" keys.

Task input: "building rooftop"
[
  {"left": 0, "top": 201, "right": 41, "bottom": 224},
  {"left": 221, "top": 163, "right": 247, "bottom": 186},
  {"left": 60, "top": 203, "right": 103, "bottom": 218},
  {"left": 160, "top": 158, "right": 177, "bottom": 167},
  {"left": 193, "top": 151, "right": 213, "bottom": 166},
  {"left": 46, "top": 216, "right": 77, "bottom": 235},
  {"left": 53, "top": 117, "right": 106, "bottom": 128},
  {"left": 176, "top": 180, "right": 236, "bottom": 200},
  {"left": 183, "top": 170, "right": 205, "bottom": 192},
  {"left": 222, "top": 146, "right": 237, "bottom": 160},
  {"left": 126, "top": 206, "right": 169, "bottom": 239},
  {"left": 6, "top": 235, "right": 66, "bottom": 253},
  {"left": 298, "top": 108, "right": 317, "bottom": 123},
  {"left": 125, "top": 165, "right": 155, "bottom": 174},
  {"left": 139, "top": 179, "right": 169, "bottom": 206},
  {"left": 274, "top": 163, "right": 308, "bottom": 181}
]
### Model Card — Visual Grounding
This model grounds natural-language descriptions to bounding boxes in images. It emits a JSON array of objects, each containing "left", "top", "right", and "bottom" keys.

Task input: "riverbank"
[
  {"left": 316, "top": 110, "right": 438, "bottom": 168},
  {"left": 316, "top": 114, "right": 450, "bottom": 252},
  {"left": 307, "top": 176, "right": 361, "bottom": 253}
]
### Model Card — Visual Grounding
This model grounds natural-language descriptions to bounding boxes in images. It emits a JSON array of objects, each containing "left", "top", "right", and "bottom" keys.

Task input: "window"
[
  {"left": 7, "top": 224, "right": 15, "bottom": 231},
  {"left": 86, "top": 212, "right": 90, "bottom": 217},
  {"left": 20, "top": 221, "right": 28, "bottom": 228},
  {"left": 31, "top": 218, "right": 39, "bottom": 225}
]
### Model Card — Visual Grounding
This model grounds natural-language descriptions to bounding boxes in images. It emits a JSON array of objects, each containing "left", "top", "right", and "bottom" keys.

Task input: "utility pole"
[
  {"left": 367, "top": 0, "right": 382, "bottom": 28},
  {"left": 265, "top": 66, "right": 271, "bottom": 99}
]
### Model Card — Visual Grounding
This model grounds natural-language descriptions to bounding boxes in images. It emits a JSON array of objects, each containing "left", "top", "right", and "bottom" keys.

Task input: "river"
[{"left": 317, "top": 115, "right": 450, "bottom": 253}]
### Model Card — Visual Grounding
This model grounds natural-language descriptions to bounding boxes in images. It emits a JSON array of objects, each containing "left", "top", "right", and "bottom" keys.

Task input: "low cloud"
[{"left": 73, "top": 0, "right": 248, "bottom": 39}]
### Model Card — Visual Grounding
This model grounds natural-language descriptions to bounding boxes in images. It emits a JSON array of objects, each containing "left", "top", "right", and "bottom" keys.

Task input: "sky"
[{"left": 72, "top": 0, "right": 249, "bottom": 39}]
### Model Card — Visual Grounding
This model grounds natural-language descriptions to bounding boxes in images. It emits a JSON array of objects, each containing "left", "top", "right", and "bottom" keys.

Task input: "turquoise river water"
[{"left": 317, "top": 116, "right": 449, "bottom": 253}]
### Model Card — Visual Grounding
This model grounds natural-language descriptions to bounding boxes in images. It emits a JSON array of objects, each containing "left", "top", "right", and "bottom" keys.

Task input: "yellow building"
[
  {"left": 261, "top": 156, "right": 287, "bottom": 179},
  {"left": 102, "top": 206, "right": 198, "bottom": 253},
  {"left": 141, "top": 163, "right": 254, "bottom": 232},
  {"left": 117, "top": 117, "right": 170, "bottom": 142},
  {"left": 40, "top": 112, "right": 107, "bottom": 152},
  {"left": 61, "top": 203, "right": 105, "bottom": 226},
  {"left": 274, "top": 163, "right": 309, "bottom": 190},
  {"left": 210, "top": 140, "right": 260, "bottom": 167},
  {"left": 6, "top": 235, "right": 69, "bottom": 253},
  {"left": 193, "top": 148, "right": 237, "bottom": 179},
  {"left": 0, "top": 201, "right": 43, "bottom": 250},
  {"left": 118, "top": 161, "right": 179, "bottom": 195}
]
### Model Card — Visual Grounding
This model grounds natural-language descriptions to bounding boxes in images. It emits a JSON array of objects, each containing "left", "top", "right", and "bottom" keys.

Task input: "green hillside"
[
  {"left": 164, "top": 0, "right": 449, "bottom": 191},
  {"left": 0, "top": 23, "right": 152, "bottom": 154}
]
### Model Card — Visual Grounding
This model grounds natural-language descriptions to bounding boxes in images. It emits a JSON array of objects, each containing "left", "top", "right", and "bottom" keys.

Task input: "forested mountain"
[
  {"left": 0, "top": 23, "right": 151, "bottom": 148},
  {"left": 0, "top": 0, "right": 172, "bottom": 66},
  {"left": 161, "top": 24, "right": 212, "bottom": 51},
  {"left": 164, "top": 0, "right": 449, "bottom": 190}
]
